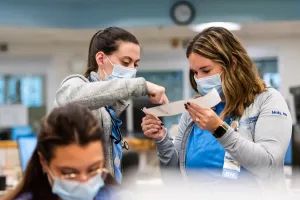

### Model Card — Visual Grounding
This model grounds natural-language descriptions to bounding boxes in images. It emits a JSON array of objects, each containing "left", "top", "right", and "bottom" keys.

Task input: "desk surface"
[
  {"left": 0, "top": 139, "right": 156, "bottom": 152},
  {"left": 124, "top": 138, "right": 155, "bottom": 152},
  {"left": 0, "top": 141, "right": 17, "bottom": 148}
]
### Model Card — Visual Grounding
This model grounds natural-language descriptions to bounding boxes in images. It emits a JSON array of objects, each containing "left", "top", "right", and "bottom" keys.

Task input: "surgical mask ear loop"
[
  {"left": 101, "top": 55, "right": 113, "bottom": 79},
  {"left": 102, "top": 68, "right": 108, "bottom": 77},
  {"left": 45, "top": 167, "right": 56, "bottom": 186},
  {"left": 105, "top": 55, "right": 114, "bottom": 67}
]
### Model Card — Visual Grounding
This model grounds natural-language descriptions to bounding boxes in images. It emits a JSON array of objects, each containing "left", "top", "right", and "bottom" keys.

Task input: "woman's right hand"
[
  {"left": 146, "top": 81, "right": 169, "bottom": 104},
  {"left": 142, "top": 114, "right": 166, "bottom": 141}
]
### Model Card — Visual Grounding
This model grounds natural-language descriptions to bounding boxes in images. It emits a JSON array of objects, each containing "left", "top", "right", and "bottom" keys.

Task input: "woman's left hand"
[{"left": 185, "top": 102, "right": 224, "bottom": 133}]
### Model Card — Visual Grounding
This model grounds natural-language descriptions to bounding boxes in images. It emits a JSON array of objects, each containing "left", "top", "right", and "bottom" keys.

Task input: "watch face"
[
  {"left": 214, "top": 123, "right": 229, "bottom": 138},
  {"left": 170, "top": 1, "right": 195, "bottom": 25}
]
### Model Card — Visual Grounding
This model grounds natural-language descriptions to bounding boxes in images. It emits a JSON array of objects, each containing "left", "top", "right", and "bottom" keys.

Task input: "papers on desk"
[{"left": 142, "top": 88, "right": 221, "bottom": 117}]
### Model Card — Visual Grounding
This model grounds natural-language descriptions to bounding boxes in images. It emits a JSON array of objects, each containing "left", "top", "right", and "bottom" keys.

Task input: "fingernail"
[
  {"left": 161, "top": 122, "right": 164, "bottom": 125},
  {"left": 187, "top": 102, "right": 190, "bottom": 105},
  {"left": 184, "top": 105, "right": 188, "bottom": 110},
  {"left": 161, "top": 127, "right": 163, "bottom": 129}
]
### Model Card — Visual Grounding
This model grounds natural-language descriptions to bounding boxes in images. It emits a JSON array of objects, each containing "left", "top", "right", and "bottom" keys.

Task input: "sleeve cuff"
[
  {"left": 155, "top": 128, "right": 168, "bottom": 143},
  {"left": 217, "top": 127, "right": 236, "bottom": 147},
  {"left": 155, "top": 129, "right": 173, "bottom": 151}
]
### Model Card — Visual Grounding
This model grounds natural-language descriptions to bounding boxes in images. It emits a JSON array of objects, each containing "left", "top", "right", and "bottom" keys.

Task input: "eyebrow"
[
  {"left": 57, "top": 166, "right": 79, "bottom": 173},
  {"left": 122, "top": 56, "right": 140, "bottom": 62},
  {"left": 199, "top": 66, "right": 210, "bottom": 70},
  {"left": 57, "top": 160, "right": 103, "bottom": 171},
  {"left": 191, "top": 66, "right": 210, "bottom": 72},
  {"left": 87, "top": 160, "right": 102, "bottom": 169}
]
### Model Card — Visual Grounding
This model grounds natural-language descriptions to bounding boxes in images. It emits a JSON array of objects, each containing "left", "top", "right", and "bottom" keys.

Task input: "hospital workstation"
[{"left": 0, "top": 0, "right": 300, "bottom": 199}]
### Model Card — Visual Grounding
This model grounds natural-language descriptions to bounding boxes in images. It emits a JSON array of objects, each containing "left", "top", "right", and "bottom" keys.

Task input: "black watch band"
[{"left": 213, "top": 122, "right": 229, "bottom": 138}]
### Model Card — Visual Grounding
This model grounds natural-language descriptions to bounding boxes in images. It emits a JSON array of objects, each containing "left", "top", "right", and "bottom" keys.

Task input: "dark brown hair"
[
  {"left": 4, "top": 103, "right": 105, "bottom": 200},
  {"left": 186, "top": 27, "right": 266, "bottom": 118},
  {"left": 84, "top": 27, "right": 139, "bottom": 77}
]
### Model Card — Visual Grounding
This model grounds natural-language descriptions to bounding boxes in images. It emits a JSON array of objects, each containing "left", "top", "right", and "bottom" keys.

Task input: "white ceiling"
[{"left": 1, "top": 21, "right": 300, "bottom": 45}]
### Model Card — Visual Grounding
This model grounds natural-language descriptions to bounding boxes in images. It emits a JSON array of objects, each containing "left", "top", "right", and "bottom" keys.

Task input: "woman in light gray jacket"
[
  {"left": 142, "top": 27, "right": 292, "bottom": 194},
  {"left": 54, "top": 27, "right": 169, "bottom": 184}
]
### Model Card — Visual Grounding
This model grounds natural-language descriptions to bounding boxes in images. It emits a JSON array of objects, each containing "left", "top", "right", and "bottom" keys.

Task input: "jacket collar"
[{"left": 89, "top": 71, "right": 101, "bottom": 82}]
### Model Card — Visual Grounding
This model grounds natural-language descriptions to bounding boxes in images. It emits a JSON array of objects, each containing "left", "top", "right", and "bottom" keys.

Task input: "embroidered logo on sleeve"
[
  {"left": 239, "top": 116, "right": 259, "bottom": 126},
  {"left": 272, "top": 110, "right": 288, "bottom": 117},
  {"left": 249, "top": 116, "right": 258, "bottom": 123}
]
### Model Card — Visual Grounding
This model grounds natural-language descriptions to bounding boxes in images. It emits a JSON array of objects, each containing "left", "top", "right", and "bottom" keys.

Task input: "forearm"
[
  {"left": 155, "top": 134, "right": 180, "bottom": 167},
  {"left": 218, "top": 118, "right": 292, "bottom": 178},
  {"left": 55, "top": 77, "right": 147, "bottom": 109}
]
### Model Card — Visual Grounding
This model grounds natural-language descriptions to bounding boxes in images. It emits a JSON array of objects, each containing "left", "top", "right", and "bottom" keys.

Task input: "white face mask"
[
  {"left": 102, "top": 56, "right": 137, "bottom": 80},
  {"left": 50, "top": 173, "right": 105, "bottom": 200},
  {"left": 194, "top": 73, "right": 223, "bottom": 96}
]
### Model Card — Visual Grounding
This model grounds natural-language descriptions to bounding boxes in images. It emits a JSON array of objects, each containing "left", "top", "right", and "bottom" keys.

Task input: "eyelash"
[
  {"left": 123, "top": 62, "right": 139, "bottom": 68},
  {"left": 123, "top": 62, "right": 129, "bottom": 66},
  {"left": 203, "top": 70, "right": 211, "bottom": 74},
  {"left": 61, "top": 167, "right": 98, "bottom": 175},
  {"left": 87, "top": 168, "right": 99, "bottom": 173},
  {"left": 193, "top": 70, "right": 211, "bottom": 75},
  {"left": 61, "top": 171, "right": 77, "bottom": 175}
]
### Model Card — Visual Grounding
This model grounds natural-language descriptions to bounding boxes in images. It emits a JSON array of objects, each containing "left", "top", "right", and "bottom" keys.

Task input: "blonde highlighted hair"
[{"left": 186, "top": 27, "right": 266, "bottom": 119}]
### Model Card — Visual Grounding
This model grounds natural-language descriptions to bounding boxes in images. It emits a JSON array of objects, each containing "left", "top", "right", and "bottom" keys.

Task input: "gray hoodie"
[
  {"left": 53, "top": 72, "right": 147, "bottom": 177},
  {"left": 156, "top": 88, "right": 292, "bottom": 192}
]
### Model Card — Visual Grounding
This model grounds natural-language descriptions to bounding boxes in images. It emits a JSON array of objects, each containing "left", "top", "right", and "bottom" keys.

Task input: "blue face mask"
[
  {"left": 103, "top": 56, "right": 137, "bottom": 80},
  {"left": 51, "top": 173, "right": 104, "bottom": 200},
  {"left": 194, "top": 73, "right": 223, "bottom": 96}
]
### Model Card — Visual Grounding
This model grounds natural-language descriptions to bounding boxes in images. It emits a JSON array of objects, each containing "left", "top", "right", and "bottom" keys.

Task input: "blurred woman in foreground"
[{"left": 4, "top": 104, "right": 120, "bottom": 200}]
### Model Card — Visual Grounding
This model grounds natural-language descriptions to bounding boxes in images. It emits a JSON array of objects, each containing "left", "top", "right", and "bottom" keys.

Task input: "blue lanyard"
[
  {"left": 105, "top": 106, "right": 129, "bottom": 150},
  {"left": 88, "top": 75, "right": 128, "bottom": 150}
]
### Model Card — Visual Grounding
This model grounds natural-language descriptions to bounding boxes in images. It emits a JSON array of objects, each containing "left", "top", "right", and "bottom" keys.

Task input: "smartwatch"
[{"left": 213, "top": 122, "right": 229, "bottom": 138}]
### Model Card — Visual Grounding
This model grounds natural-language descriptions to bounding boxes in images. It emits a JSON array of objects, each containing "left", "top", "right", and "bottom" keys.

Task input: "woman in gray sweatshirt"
[
  {"left": 54, "top": 27, "right": 169, "bottom": 183},
  {"left": 142, "top": 27, "right": 292, "bottom": 194}
]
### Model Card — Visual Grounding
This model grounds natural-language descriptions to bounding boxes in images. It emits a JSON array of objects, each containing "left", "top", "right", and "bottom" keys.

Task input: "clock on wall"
[{"left": 170, "top": 1, "right": 196, "bottom": 25}]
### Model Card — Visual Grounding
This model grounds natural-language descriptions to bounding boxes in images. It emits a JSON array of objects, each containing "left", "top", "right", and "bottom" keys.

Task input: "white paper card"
[{"left": 142, "top": 88, "right": 221, "bottom": 117}]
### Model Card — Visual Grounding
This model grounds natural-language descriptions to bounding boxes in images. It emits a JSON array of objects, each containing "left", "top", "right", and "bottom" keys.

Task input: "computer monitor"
[
  {"left": 292, "top": 124, "right": 300, "bottom": 167},
  {"left": 17, "top": 135, "right": 37, "bottom": 172},
  {"left": 132, "top": 97, "right": 163, "bottom": 138},
  {"left": 11, "top": 126, "right": 33, "bottom": 141},
  {"left": 0, "top": 128, "right": 11, "bottom": 140}
]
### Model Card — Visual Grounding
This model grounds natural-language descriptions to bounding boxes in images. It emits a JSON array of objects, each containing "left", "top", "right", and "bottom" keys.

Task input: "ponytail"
[
  {"left": 84, "top": 30, "right": 103, "bottom": 78},
  {"left": 84, "top": 68, "right": 93, "bottom": 78}
]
